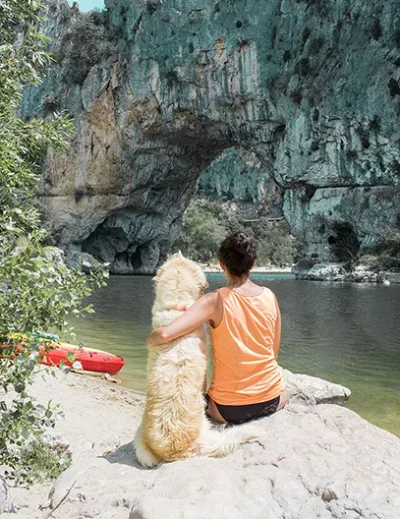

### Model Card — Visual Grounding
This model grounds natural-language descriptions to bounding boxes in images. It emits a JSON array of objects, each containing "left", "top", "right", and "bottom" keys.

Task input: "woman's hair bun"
[{"left": 233, "top": 232, "right": 253, "bottom": 256}]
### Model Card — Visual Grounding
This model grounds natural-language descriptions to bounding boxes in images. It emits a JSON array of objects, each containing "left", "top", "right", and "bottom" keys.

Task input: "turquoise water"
[{"left": 72, "top": 273, "right": 400, "bottom": 437}]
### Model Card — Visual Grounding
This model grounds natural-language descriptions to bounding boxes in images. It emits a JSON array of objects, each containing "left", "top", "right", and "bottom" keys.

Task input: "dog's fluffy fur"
[{"left": 134, "top": 253, "right": 259, "bottom": 468}]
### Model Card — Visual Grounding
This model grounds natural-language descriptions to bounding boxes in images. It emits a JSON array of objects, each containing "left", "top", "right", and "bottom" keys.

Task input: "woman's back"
[{"left": 208, "top": 287, "right": 284, "bottom": 406}]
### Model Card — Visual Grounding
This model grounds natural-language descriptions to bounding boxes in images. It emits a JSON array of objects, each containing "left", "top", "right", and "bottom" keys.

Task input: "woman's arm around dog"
[{"left": 146, "top": 292, "right": 222, "bottom": 347}]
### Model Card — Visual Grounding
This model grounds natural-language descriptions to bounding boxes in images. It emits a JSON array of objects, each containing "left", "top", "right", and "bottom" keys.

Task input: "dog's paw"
[{"left": 134, "top": 426, "right": 160, "bottom": 468}]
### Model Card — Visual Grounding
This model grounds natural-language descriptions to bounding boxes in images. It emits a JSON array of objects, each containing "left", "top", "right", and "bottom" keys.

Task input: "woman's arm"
[{"left": 146, "top": 292, "right": 218, "bottom": 347}]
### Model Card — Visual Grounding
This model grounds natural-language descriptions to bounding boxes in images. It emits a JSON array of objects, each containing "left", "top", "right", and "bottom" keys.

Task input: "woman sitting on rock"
[{"left": 146, "top": 232, "right": 288, "bottom": 425}]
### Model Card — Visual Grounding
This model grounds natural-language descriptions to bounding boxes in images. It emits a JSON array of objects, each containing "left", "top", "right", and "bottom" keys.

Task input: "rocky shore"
[
  {"left": 65, "top": 246, "right": 400, "bottom": 285},
  {"left": 64, "top": 247, "right": 294, "bottom": 276},
  {"left": 203, "top": 265, "right": 293, "bottom": 274},
  {"left": 292, "top": 262, "right": 400, "bottom": 284},
  {"left": 2, "top": 367, "right": 399, "bottom": 519}
]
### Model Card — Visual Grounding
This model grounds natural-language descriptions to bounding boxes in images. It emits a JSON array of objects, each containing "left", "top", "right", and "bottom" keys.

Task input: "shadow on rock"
[{"left": 100, "top": 441, "right": 148, "bottom": 470}]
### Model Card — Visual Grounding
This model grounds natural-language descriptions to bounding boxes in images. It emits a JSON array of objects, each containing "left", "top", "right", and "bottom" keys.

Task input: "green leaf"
[{"left": 0, "top": 0, "right": 107, "bottom": 483}]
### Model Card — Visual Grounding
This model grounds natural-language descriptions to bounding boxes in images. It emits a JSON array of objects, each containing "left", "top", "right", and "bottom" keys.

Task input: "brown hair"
[{"left": 217, "top": 232, "right": 257, "bottom": 277}]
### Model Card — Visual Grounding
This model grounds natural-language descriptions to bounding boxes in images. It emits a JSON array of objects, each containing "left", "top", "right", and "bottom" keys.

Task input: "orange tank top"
[{"left": 208, "top": 287, "right": 285, "bottom": 406}]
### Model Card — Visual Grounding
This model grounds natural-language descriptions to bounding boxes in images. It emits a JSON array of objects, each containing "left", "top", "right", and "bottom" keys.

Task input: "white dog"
[{"left": 134, "top": 253, "right": 259, "bottom": 468}]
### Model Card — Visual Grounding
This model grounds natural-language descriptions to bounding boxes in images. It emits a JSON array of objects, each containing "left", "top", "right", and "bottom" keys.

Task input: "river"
[{"left": 72, "top": 273, "right": 400, "bottom": 437}]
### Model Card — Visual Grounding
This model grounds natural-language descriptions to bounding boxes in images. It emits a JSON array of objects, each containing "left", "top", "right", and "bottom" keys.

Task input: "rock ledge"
[{"left": 2, "top": 369, "right": 399, "bottom": 519}]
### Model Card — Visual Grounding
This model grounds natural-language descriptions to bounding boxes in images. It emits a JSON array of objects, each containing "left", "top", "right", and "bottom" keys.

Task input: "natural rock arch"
[
  {"left": 24, "top": 0, "right": 400, "bottom": 272},
  {"left": 80, "top": 117, "right": 241, "bottom": 273}
]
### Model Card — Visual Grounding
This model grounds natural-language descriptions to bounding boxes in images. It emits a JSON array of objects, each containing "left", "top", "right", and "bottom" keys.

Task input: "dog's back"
[{"left": 141, "top": 325, "right": 206, "bottom": 462}]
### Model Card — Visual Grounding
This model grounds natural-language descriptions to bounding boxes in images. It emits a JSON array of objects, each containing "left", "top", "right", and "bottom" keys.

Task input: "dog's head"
[{"left": 153, "top": 252, "right": 208, "bottom": 307}]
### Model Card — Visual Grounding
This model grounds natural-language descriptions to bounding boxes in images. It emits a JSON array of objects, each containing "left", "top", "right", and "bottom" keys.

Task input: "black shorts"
[{"left": 206, "top": 394, "right": 281, "bottom": 425}]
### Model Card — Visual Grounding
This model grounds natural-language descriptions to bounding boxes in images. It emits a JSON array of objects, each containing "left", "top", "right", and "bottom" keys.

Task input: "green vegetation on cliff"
[
  {"left": 174, "top": 200, "right": 299, "bottom": 267},
  {"left": 0, "top": 0, "right": 105, "bottom": 482},
  {"left": 359, "top": 230, "right": 400, "bottom": 272}
]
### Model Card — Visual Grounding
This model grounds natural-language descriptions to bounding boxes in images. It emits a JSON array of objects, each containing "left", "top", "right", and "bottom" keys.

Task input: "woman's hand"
[{"left": 146, "top": 327, "right": 168, "bottom": 348}]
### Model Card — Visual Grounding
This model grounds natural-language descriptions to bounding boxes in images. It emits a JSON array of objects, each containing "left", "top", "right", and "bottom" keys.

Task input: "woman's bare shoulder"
[{"left": 201, "top": 290, "right": 221, "bottom": 305}]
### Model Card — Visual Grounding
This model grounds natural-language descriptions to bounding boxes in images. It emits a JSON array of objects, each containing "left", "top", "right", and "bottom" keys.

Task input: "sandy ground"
[{"left": 3, "top": 368, "right": 145, "bottom": 518}]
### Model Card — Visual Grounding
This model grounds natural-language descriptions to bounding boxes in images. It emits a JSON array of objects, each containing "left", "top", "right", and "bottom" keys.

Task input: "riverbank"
[
  {"left": 202, "top": 264, "right": 293, "bottom": 273},
  {"left": 152, "top": 259, "right": 400, "bottom": 282},
  {"left": 292, "top": 262, "right": 400, "bottom": 284},
  {"left": 2, "top": 367, "right": 400, "bottom": 519}
]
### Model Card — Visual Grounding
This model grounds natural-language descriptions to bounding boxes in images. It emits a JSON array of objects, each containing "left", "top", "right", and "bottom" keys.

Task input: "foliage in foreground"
[
  {"left": 12, "top": 439, "right": 72, "bottom": 485},
  {"left": 0, "top": 0, "right": 107, "bottom": 482},
  {"left": 173, "top": 199, "right": 299, "bottom": 266}
]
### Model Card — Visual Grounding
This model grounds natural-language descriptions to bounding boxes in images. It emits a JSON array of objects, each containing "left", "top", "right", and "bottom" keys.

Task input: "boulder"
[
  {"left": 382, "top": 272, "right": 400, "bottom": 284},
  {"left": 284, "top": 369, "right": 351, "bottom": 405},
  {"left": 127, "top": 405, "right": 400, "bottom": 519},
  {"left": 64, "top": 244, "right": 103, "bottom": 273},
  {"left": 292, "top": 262, "right": 381, "bottom": 283},
  {"left": 293, "top": 262, "right": 347, "bottom": 281}
]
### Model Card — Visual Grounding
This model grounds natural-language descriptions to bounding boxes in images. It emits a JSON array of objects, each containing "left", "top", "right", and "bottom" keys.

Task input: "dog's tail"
[{"left": 197, "top": 421, "right": 261, "bottom": 458}]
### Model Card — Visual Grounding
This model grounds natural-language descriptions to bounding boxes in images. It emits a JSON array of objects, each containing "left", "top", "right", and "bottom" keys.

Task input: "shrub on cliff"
[
  {"left": 359, "top": 231, "right": 400, "bottom": 272},
  {"left": 0, "top": 0, "right": 107, "bottom": 482},
  {"left": 174, "top": 200, "right": 298, "bottom": 266},
  {"left": 378, "top": 230, "right": 400, "bottom": 258},
  {"left": 328, "top": 222, "right": 360, "bottom": 270}
]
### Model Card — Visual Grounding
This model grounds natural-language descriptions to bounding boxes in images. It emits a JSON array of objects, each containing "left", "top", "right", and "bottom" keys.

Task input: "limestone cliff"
[
  {"left": 198, "top": 148, "right": 282, "bottom": 218},
  {"left": 23, "top": 0, "right": 400, "bottom": 273}
]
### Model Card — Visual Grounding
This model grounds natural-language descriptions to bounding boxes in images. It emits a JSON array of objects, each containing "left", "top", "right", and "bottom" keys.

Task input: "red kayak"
[{"left": 39, "top": 343, "right": 125, "bottom": 375}]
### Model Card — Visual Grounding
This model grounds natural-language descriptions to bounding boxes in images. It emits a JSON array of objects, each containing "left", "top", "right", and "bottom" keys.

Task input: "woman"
[{"left": 146, "top": 231, "right": 288, "bottom": 425}]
